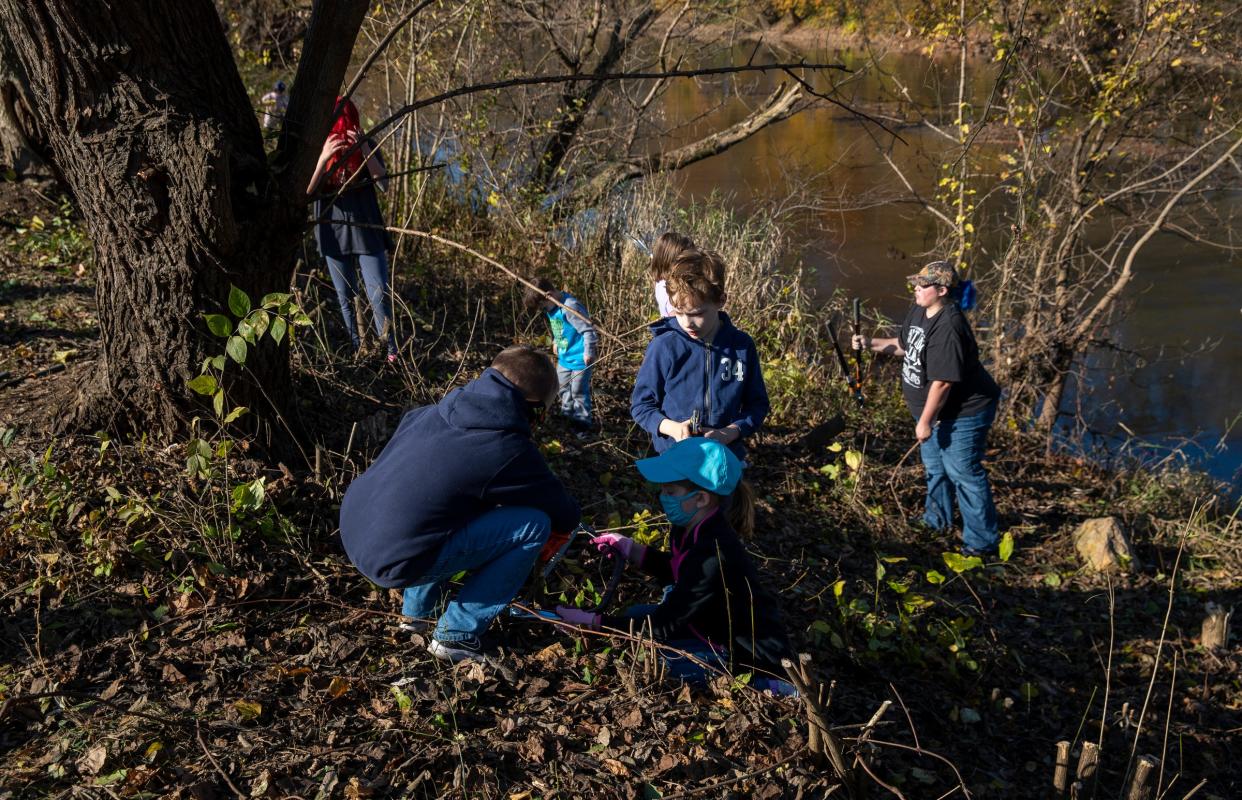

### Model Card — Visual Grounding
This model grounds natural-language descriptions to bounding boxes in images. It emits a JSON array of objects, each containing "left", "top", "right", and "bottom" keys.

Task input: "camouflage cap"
[{"left": 906, "top": 260, "right": 960, "bottom": 287}]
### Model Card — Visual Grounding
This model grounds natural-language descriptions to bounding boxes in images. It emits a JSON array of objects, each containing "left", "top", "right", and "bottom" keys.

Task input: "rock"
[{"left": 1072, "top": 517, "right": 1140, "bottom": 572}]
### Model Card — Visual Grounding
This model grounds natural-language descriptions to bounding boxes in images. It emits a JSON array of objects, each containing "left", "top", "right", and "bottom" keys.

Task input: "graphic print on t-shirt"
[
  {"left": 902, "top": 326, "right": 926, "bottom": 389},
  {"left": 549, "top": 314, "right": 569, "bottom": 354}
]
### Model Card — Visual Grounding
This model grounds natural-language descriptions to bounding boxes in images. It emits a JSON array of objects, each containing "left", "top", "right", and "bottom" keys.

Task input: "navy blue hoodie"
[
  {"left": 339, "top": 368, "right": 580, "bottom": 588},
  {"left": 630, "top": 313, "right": 770, "bottom": 459}
]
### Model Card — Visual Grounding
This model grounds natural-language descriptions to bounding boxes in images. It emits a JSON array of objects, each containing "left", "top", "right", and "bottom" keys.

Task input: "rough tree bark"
[
  {"left": 0, "top": 26, "right": 53, "bottom": 179},
  {"left": 0, "top": 1, "right": 367, "bottom": 452}
]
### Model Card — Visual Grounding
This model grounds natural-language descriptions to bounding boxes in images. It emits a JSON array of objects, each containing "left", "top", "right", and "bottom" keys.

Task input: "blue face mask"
[{"left": 659, "top": 490, "right": 700, "bottom": 527}]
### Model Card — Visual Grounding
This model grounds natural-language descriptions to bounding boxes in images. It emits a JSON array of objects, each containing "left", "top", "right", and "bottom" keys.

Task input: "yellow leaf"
[{"left": 327, "top": 676, "right": 350, "bottom": 699}]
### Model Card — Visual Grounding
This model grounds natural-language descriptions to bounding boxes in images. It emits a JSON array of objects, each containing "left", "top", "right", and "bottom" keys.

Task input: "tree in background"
[
  {"left": 861, "top": 0, "right": 1242, "bottom": 438},
  {"left": 0, "top": 0, "right": 368, "bottom": 451}
]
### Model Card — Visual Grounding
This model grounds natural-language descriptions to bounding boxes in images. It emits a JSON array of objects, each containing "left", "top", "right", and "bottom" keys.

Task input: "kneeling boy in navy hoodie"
[
  {"left": 630, "top": 250, "right": 770, "bottom": 461},
  {"left": 339, "top": 345, "right": 580, "bottom": 663}
]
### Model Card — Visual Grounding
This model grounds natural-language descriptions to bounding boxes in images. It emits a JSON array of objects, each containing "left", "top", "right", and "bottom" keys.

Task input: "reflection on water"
[{"left": 661, "top": 48, "right": 1242, "bottom": 485}]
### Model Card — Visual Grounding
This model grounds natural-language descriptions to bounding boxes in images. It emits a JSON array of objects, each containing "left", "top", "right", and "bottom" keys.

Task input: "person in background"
[
  {"left": 339, "top": 346, "right": 580, "bottom": 664},
  {"left": 853, "top": 260, "right": 1002, "bottom": 556},
  {"left": 523, "top": 277, "right": 598, "bottom": 438},
  {"left": 648, "top": 231, "right": 695, "bottom": 318},
  {"left": 260, "top": 80, "right": 288, "bottom": 132},
  {"left": 307, "top": 96, "right": 399, "bottom": 362},
  {"left": 554, "top": 437, "right": 796, "bottom": 695}
]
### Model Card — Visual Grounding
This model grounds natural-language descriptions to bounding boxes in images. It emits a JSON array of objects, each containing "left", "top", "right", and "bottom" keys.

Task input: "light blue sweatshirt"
[{"left": 547, "top": 292, "right": 597, "bottom": 371}]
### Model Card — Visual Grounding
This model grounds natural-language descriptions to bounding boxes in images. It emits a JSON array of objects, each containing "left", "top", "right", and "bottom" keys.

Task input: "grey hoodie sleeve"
[{"left": 563, "top": 297, "right": 598, "bottom": 362}]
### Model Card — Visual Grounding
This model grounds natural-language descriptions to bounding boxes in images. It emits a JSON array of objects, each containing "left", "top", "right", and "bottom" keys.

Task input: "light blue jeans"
[
  {"left": 325, "top": 251, "right": 397, "bottom": 356},
  {"left": 918, "top": 401, "right": 999, "bottom": 551},
  {"left": 556, "top": 364, "right": 592, "bottom": 426},
  {"left": 401, "top": 506, "right": 551, "bottom": 642}
]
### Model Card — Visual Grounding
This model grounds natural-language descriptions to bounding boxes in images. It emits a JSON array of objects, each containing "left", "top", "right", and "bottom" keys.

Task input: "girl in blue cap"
[{"left": 556, "top": 437, "right": 795, "bottom": 693}]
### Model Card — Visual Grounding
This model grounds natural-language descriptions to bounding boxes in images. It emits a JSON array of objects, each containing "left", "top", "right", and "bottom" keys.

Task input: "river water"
[{"left": 660, "top": 49, "right": 1242, "bottom": 486}]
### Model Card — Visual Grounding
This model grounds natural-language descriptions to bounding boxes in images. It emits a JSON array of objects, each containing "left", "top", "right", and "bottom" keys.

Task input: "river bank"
[{"left": 2, "top": 177, "right": 1239, "bottom": 797}]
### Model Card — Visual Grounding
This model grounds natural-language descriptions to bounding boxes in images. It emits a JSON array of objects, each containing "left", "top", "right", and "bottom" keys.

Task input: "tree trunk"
[
  {"left": 0, "top": 0, "right": 366, "bottom": 453},
  {"left": 0, "top": 26, "right": 52, "bottom": 179}
]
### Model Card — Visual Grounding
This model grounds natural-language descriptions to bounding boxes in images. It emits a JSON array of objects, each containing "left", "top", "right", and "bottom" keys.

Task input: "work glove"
[
  {"left": 554, "top": 605, "right": 601, "bottom": 629},
  {"left": 591, "top": 533, "right": 645, "bottom": 567}
]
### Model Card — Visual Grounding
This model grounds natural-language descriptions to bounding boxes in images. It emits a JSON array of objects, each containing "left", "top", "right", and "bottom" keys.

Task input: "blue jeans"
[
  {"left": 621, "top": 602, "right": 797, "bottom": 696},
  {"left": 325, "top": 251, "right": 397, "bottom": 355},
  {"left": 401, "top": 506, "right": 551, "bottom": 642},
  {"left": 918, "top": 401, "right": 999, "bottom": 551},
  {"left": 556, "top": 364, "right": 592, "bottom": 426}
]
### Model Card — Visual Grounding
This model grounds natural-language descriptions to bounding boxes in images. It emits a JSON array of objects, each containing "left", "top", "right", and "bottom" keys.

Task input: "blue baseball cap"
[{"left": 635, "top": 437, "right": 742, "bottom": 495}]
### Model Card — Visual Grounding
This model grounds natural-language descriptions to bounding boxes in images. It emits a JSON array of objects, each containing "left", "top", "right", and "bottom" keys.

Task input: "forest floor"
[{"left": 1, "top": 181, "right": 1240, "bottom": 799}]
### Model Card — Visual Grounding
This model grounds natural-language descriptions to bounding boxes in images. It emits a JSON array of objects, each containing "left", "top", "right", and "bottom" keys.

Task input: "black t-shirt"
[{"left": 899, "top": 303, "right": 1000, "bottom": 421}]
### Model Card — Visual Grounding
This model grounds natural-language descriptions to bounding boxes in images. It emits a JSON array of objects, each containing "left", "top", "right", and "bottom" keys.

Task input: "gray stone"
[{"left": 1072, "top": 517, "right": 1140, "bottom": 573}]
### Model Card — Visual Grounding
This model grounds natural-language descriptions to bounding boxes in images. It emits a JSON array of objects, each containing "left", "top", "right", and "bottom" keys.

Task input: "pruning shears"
[
  {"left": 826, "top": 318, "right": 865, "bottom": 408},
  {"left": 510, "top": 523, "right": 625, "bottom": 619},
  {"left": 851, "top": 298, "right": 865, "bottom": 397}
]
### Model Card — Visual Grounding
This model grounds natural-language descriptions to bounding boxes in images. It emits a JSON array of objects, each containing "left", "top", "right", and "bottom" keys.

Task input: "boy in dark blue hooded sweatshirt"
[
  {"left": 339, "top": 345, "right": 580, "bottom": 663},
  {"left": 630, "top": 250, "right": 769, "bottom": 461}
]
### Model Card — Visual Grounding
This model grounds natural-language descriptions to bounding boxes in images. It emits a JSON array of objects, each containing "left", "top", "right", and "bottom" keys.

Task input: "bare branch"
[
  {"left": 1071, "top": 133, "right": 1242, "bottom": 345},
  {"left": 340, "top": 0, "right": 437, "bottom": 103},
  {"left": 363, "top": 59, "right": 851, "bottom": 144}
]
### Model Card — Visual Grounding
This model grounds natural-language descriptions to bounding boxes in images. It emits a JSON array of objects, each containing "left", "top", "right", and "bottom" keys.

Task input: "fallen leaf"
[
  {"left": 601, "top": 758, "right": 628, "bottom": 777},
  {"left": 619, "top": 706, "right": 643, "bottom": 729},
  {"left": 79, "top": 744, "right": 107, "bottom": 775},
  {"left": 143, "top": 741, "right": 163, "bottom": 763},
  {"left": 326, "top": 676, "right": 350, "bottom": 699},
  {"left": 533, "top": 642, "right": 566, "bottom": 663},
  {"left": 161, "top": 663, "right": 187, "bottom": 684}
]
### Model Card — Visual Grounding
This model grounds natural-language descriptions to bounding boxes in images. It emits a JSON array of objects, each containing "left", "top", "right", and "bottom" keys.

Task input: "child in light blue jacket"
[{"left": 525, "top": 278, "right": 598, "bottom": 433}]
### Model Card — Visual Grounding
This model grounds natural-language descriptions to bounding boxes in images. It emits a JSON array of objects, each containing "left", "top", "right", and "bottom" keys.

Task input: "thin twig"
[
  {"left": 657, "top": 746, "right": 814, "bottom": 800},
  {"left": 1127, "top": 506, "right": 1195, "bottom": 778},
  {"left": 196, "top": 721, "right": 246, "bottom": 799}
]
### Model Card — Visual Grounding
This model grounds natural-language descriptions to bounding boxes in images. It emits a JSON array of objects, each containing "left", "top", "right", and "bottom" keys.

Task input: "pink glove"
[
  {"left": 555, "top": 605, "right": 601, "bottom": 629},
  {"left": 591, "top": 533, "right": 646, "bottom": 566}
]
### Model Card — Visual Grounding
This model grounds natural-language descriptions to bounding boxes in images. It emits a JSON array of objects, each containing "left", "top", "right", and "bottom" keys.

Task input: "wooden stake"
[
  {"left": 1125, "top": 755, "right": 1158, "bottom": 800},
  {"left": 781, "top": 656, "right": 854, "bottom": 797},
  {"left": 1053, "top": 740, "right": 1071, "bottom": 796},
  {"left": 1076, "top": 741, "right": 1100, "bottom": 784},
  {"left": 1200, "top": 602, "right": 1231, "bottom": 651}
]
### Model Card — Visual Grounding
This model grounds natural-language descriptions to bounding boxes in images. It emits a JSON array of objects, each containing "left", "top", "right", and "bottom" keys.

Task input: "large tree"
[
  {"left": 0, "top": 0, "right": 368, "bottom": 449},
  {"left": 0, "top": 1, "right": 848, "bottom": 454}
]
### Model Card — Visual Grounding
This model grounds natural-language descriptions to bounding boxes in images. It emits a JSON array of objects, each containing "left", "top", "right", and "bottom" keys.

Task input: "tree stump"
[
  {"left": 1072, "top": 517, "right": 1140, "bottom": 572},
  {"left": 1052, "top": 740, "right": 1071, "bottom": 797},
  {"left": 1125, "top": 755, "right": 1159, "bottom": 800},
  {"left": 1200, "top": 602, "right": 1231, "bottom": 651},
  {"left": 1074, "top": 741, "right": 1100, "bottom": 797}
]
